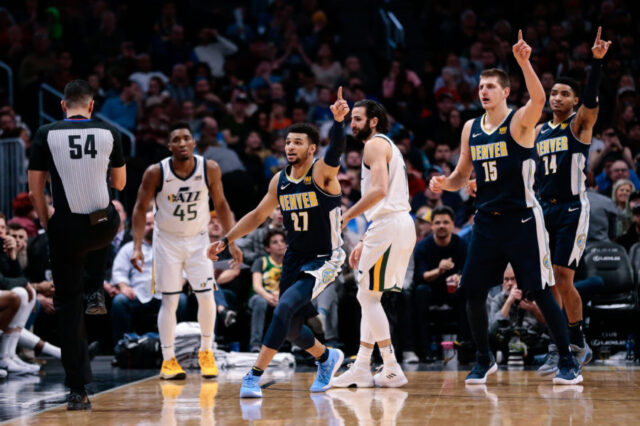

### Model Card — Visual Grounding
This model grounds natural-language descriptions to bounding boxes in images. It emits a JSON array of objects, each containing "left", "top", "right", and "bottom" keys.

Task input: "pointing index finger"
[
  {"left": 518, "top": 29, "right": 523, "bottom": 41},
  {"left": 596, "top": 26, "right": 602, "bottom": 43},
  {"left": 337, "top": 86, "right": 343, "bottom": 100}
]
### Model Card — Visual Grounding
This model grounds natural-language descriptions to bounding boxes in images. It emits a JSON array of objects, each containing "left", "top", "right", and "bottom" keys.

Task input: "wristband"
[{"left": 221, "top": 237, "right": 229, "bottom": 248}]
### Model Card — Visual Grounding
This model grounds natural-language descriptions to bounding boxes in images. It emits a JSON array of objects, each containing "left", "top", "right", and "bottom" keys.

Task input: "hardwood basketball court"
[{"left": 7, "top": 366, "right": 640, "bottom": 425}]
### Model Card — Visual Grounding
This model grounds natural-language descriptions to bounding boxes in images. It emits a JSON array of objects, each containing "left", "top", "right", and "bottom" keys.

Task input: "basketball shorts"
[
  {"left": 152, "top": 230, "right": 215, "bottom": 294},
  {"left": 461, "top": 208, "right": 555, "bottom": 294},
  {"left": 541, "top": 196, "right": 590, "bottom": 270},
  {"left": 357, "top": 212, "right": 416, "bottom": 292}
]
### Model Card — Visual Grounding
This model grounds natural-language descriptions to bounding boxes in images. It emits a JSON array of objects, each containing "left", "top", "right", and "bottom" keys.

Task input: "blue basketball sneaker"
[
  {"left": 570, "top": 340, "right": 593, "bottom": 366},
  {"left": 240, "top": 372, "right": 263, "bottom": 398},
  {"left": 465, "top": 353, "right": 498, "bottom": 384},
  {"left": 310, "top": 348, "right": 344, "bottom": 392},
  {"left": 553, "top": 354, "right": 583, "bottom": 385}
]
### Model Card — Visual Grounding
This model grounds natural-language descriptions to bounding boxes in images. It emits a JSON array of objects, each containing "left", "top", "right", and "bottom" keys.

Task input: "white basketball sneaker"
[
  {"left": 332, "top": 363, "right": 374, "bottom": 388},
  {"left": 373, "top": 363, "right": 408, "bottom": 388},
  {"left": 10, "top": 356, "right": 40, "bottom": 373},
  {"left": 0, "top": 356, "right": 39, "bottom": 374}
]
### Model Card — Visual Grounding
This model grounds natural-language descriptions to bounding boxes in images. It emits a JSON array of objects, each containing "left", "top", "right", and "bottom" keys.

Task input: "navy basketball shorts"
[
  {"left": 460, "top": 208, "right": 555, "bottom": 294},
  {"left": 541, "top": 198, "right": 590, "bottom": 270},
  {"left": 278, "top": 250, "right": 330, "bottom": 318}
]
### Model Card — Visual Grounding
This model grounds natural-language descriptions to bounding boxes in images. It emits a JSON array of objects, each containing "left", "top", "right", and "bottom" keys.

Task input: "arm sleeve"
[
  {"left": 109, "top": 128, "right": 126, "bottom": 167},
  {"left": 323, "top": 120, "right": 346, "bottom": 167},
  {"left": 582, "top": 59, "right": 603, "bottom": 109},
  {"left": 28, "top": 127, "right": 50, "bottom": 171}
]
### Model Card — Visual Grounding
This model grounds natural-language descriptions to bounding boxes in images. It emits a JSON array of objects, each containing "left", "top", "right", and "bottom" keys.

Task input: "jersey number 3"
[
  {"left": 291, "top": 211, "right": 309, "bottom": 232},
  {"left": 68, "top": 135, "right": 97, "bottom": 159}
]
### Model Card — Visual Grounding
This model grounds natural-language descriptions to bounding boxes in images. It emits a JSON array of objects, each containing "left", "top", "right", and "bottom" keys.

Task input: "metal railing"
[
  {"left": 94, "top": 112, "right": 136, "bottom": 158},
  {"left": 378, "top": 9, "right": 405, "bottom": 58},
  {"left": 0, "top": 138, "right": 26, "bottom": 218},
  {"left": 0, "top": 61, "right": 13, "bottom": 106}
]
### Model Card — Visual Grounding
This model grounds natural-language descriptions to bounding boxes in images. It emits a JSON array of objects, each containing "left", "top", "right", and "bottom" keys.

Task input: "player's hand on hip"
[
  {"left": 228, "top": 242, "right": 243, "bottom": 268},
  {"left": 591, "top": 26, "right": 612, "bottom": 59},
  {"left": 130, "top": 249, "right": 145, "bottom": 273},
  {"left": 349, "top": 241, "right": 363, "bottom": 270},
  {"left": 207, "top": 241, "right": 225, "bottom": 261},
  {"left": 329, "top": 86, "right": 350, "bottom": 122},
  {"left": 512, "top": 29, "right": 532, "bottom": 65},
  {"left": 429, "top": 175, "right": 446, "bottom": 193}
]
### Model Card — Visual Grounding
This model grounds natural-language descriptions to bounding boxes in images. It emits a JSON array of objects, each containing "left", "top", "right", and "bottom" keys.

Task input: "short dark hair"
[
  {"left": 169, "top": 121, "right": 192, "bottom": 135},
  {"left": 480, "top": 68, "right": 510, "bottom": 88},
  {"left": 353, "top": 99, "right": 390, "bottom": 133},
  {"left": 287, "top": 123, "right": 319, "bottom": 146},
  {"left": 63, "top": 79, "right": 93, "bottom": 109},
  {"left": 263, "top": 228, "right": 286, "bottom": 247},
  {"left": 553, "top": 77, "right": 580, "bottom": 97},
  {"left": 7, "top": 222, "right": 25, "bottom": 232},
  {"left": 431, "top": 205, "right": 455, "bottom": 221}
]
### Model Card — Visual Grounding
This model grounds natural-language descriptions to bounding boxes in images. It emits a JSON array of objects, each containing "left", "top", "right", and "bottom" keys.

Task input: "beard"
[
  {"left": 353, "top": 120, "right": 373, "bottom": 141},
  {"left": 287, "top": 148, "right": 309, "bottom": 165}
]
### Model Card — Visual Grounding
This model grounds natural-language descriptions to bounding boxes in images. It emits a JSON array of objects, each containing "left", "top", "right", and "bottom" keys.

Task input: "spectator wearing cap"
[
  {"left": 611, "top": 179, "right": 636, "bottom": 236},
  {"left": 617, "top": 192, "right": 640, "bottom": 252},
  {"left": 8, "top": 193, "right": 38, "bottom": 238},
  {"left": 414, "top": 206, "right": 433, "bottom": 241}
]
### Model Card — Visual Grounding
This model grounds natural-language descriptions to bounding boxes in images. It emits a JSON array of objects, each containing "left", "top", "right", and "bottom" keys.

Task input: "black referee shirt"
[{"left": 28, "top": 116, "right": 125, "bottom": 215}]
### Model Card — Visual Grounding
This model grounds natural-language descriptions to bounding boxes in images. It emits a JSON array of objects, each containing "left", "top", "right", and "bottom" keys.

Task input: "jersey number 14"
[{"left": 542, "top": 154, "right": 558, "bottom": 175}]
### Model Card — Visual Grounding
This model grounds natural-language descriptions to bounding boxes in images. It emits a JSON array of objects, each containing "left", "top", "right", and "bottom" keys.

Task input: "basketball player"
[
  {"left": 130, "top": 122, "right": 242, "bottom": 380},
  {"left": 333, "top": 99, "right": 416, "bottom": 388},
  {"left": 430, "top": 31, "right": 582, "bottom": 385},
  {"left": 208, "top": 88, "right": 350, "bottom": 398},
  {"left": 535, "top": 27, "right": 611, "bottom": 376}
]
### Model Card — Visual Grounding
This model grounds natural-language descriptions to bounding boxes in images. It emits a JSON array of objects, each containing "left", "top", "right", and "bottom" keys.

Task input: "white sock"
[
  {"left": 11, "top": 287, "right": 35, "bottom": 328},
  {"left": 0, "top": 333, "right": 14, "bottom": 359},
  {"left": 42, "top": 342, "right": 61, "bottom": 358},
  {"left": 380, "top": 344, "right": 398, "bottom": 368},
  {"left": 158, "top": 294, "right": 180, "bottom": 360},
  {"left": 355, "top": 345, "right": 374, "bottom": 369},
  {"left": 196, "top": 291, "right": 215, "bottom": 351},
  {"left": 7, "top": 333, "right": 20, "bottom": 357},
  {"left": 19, "top": 328, "right": 39, "bottom": 349}
]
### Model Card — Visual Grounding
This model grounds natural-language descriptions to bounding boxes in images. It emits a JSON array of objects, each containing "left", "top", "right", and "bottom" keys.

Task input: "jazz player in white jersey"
[
  {"left": 130, "top": 122, "right": 242, "bottom": 380},
  {"left": 335, "top": 100, "right": 417, "bottom": 388}
]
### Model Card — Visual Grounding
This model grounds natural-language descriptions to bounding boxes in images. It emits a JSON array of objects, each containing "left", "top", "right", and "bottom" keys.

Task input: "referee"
[{"left": 28, "top": 80, "right": 126, "bottom": 410}]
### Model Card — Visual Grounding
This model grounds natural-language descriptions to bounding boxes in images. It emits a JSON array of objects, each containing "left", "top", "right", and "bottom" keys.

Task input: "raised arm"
[
  {"left": 313, "top": 86, "right": 350, "bottom": 192},
  {"left": 208, "top": 173, "right": 280, "bottom": 260},
  {"left": 130, "top": 164, "right": 160, "bottom": 272},
  {"left": 429, "top": 119, "right": 474, "bottom": 193},
  {"left": 573, "top": 27, "right": 612, "bottom": 144},
  {"left": 511, "top": 30, "right": 546, "bottom": 146}
]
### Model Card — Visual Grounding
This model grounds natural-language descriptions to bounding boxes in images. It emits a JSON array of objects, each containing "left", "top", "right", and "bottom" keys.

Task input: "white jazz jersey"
[
  {"left": 361, "top": 134, "right": 411, "bottom": 222},
  {"left": 154, "top": 155, "right": 210, "bottom": 237}
]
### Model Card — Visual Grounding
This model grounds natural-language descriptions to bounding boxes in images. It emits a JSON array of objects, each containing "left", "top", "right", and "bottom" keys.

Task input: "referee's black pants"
[{"left": 48, "top": 203, "right": 120, "bottom": 388}]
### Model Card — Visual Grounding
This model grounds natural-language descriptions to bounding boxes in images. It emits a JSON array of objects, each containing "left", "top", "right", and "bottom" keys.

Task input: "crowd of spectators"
[{"left": 1, "top": 1, "right": 640, "bottom": 366}]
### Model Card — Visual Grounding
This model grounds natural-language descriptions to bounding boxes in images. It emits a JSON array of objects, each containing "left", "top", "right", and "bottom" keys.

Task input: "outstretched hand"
[
  {"left": 512, "top": 29, "right": 532, "bottom": 65},
  {"left": 592, "top": 26, "right": 612, "bottom": 59},
  {"left": 329, "top": 86, "right": 350, "bottom": 122}
]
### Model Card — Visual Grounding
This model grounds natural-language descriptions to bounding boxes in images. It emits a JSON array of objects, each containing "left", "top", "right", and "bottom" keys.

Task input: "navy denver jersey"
[
  {"left": 535, "top": 113, "right": 590, "bottom": 201},
  {"left": 470, "top": 109, "right": 538, "bottom": 213},
  {"left": 277, "top": 161, "right": 342, "bottom": 255}
]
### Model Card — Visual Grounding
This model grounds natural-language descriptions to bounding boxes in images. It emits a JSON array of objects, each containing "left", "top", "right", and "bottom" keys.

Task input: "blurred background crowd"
[{"left": 1, "top": 0, "right": 639, "bottom": 368}]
